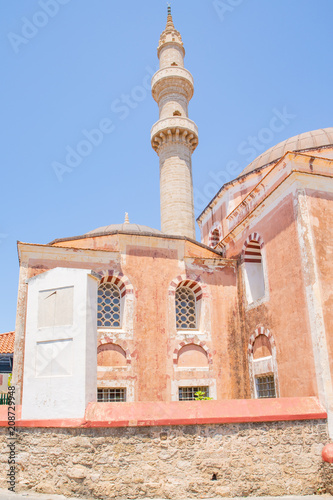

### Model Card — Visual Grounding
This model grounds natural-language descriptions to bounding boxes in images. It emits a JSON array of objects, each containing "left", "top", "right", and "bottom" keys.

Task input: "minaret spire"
[
  {"left": 166, "top": 5, "right": 174, "bottom": 30},
  {"left": 151, "top": 9, "right": 198, "bottom": 239}
]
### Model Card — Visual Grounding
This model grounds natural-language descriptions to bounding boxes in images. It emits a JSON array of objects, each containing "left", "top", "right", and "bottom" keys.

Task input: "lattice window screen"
[
  {"left": 97, "top": 283, "right": 121, "bottom": 328},
  {"left": 175, "top": 286, "right": 196, "bottom": 329}
]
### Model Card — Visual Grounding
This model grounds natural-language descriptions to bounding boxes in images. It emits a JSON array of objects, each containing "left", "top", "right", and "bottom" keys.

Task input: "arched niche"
[
  {"left": 178, "top": 344, "right": 208, "bottom": 368},
  {"left": 97, "top": 343, "right": 127, "bottom": 367}
]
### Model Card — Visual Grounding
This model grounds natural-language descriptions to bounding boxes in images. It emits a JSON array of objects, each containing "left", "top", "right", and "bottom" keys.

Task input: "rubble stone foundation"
[{"left": 0, "top": 419, "right": 332, "bottom": 499}]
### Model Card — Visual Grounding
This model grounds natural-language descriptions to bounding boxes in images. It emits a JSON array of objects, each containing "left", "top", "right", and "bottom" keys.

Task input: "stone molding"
[
  {"left": 151, "top": 117, "right": 198, "bottom": 153},
  {"left": 169, "top": 274, "right": 204, "bottom": 301},
  {"left": 152, "top": 67, "right": 194, "bottom": 101},
  {"left": 241, "top": 232, "right": 264, "bottom": 260},
  {"left": 97, "top": 336, "right": 132, "bottom": 365},
  {"left": 248, "top": 326, "right": 276, "bottom": 355},
  {"left": 96, "top": 270, "right": 133, "bottom": 297},
  {"left": 173, "top": 337, "right": 213, "bottom": 365}
]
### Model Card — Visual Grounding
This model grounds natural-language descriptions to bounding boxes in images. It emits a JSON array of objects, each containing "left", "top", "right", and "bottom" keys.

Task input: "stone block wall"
[{"left": 0, "top": 419, "right": 332, "bottom": 499}]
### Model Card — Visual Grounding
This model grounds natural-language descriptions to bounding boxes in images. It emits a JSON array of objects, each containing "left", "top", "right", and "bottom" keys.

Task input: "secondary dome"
[
  {"left": 239, "top": 127, "right": 333, "bottom": 177},
  {"left": 85, "top": 223, "right": 162, "bottom": 236}
]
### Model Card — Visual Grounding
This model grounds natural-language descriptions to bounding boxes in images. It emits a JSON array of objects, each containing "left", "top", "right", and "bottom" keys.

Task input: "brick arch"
[
  {"left": 96, "top": 270, "right": 133, "bottom": 298},
  {"left": 208, "top": 223, "right": 222, "bottom": 248},
  {"left": 248, "top": 327, "right": 275, "bottom": 355},
  {"left": 242, "top": 232, "right": 264, "bottom": 257},
  {"left": 169, "top": 275, "right": 204, "bottom": 301},
  {"left": 98, "top": 336, "right": 131, "bottom": 365},
  {"left": 173, "top": 338, "right": 213, "bottom": 365}
]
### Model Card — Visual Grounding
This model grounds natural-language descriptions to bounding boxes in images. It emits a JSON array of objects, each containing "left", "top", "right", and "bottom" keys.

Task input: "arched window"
[
  {"left": 173, "top": 110, "right": 181, "bottom": 116},
  {"left": 208, "top": 224, "right": 222, "bottom": 248},
  {"left": 210, "top": 229, "right": 219, "bottom": 247},
  {"left": 248, "top": 328, "right": 278, "bottom": 399},
  {"left": 244, "top": 238, "right": 265, "bottom": 304},
  {"left": 175, "top": 286, "right": 196, "bottom": 329},
  {"left": 97, "top": 283, "right": 121, "bottom": 328}
]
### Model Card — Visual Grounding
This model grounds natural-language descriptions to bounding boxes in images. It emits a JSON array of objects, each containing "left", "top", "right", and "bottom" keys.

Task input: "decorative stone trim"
[
  {"left": 169, "top": 275, "right": 204, "bottom": 301},
  {"left": 242, "top": 232, "right": 264, "bottom": 258},
  {"left": 98, "top": 336, "right": 132, "bottom": 365},
  {"left": 173, "top": 338, "right": 213, "bottom": 365},
  {"left": 96, "top": 270, "right": 133, "bottom": 298},
  {"left": 248, "top": 327, "right": 275, "bottom": 355},
  {"left": 151, "top": 117, "right": 198, "bottom": 154},
  {"left": 151, "top": 67, "right": 194, "bottom": 102}
]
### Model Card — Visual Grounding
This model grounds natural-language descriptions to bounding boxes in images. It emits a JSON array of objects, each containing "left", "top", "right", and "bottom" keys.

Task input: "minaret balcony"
[
  {"left": 151, "top": 116, "right": 199, "bottom": 153},
  {"left": 151, "top": 67, "right": 194, "bottom": 102}
]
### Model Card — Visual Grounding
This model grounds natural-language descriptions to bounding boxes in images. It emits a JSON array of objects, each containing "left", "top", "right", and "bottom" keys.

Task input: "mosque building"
[{"left": 5, "top": 7, "right": 333, "bottom": 437}]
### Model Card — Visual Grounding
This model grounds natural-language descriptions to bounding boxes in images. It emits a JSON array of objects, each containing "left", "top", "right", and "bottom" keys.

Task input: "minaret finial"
[
  {"left": 166, "top": 3, "right": 174, "bottom": 29},
  {"left": 124, "top": 212, "right": 129, "bottom": 224}
]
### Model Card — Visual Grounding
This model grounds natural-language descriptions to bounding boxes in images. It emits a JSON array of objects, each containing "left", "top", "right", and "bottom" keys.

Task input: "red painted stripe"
[
  {"left": 244, "top": 258, "right": 262, "bottom": 263},
  {"left": 246, "top": 243, "right": 261, "bottom": 249},
  {"left": 0, "top": 398, "right": 326, "bottom": 429}
]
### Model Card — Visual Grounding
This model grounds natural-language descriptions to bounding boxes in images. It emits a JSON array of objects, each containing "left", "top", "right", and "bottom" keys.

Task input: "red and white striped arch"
[
  {"left": 242, "top": 233, "right": 264, "bottom": 263},
  {"left": 96, "top": 270, "right": 133, "bottom": 298},
  {"left": 173, "top": 338, "right": 213, "bottom": 365},
  {"left": 247, "top": 326, "right": 275, "bottom": 355},
  {"left": 169, "top": 275, "right": 203, "bottom": 301},
  {"left": 98, "top": 335, "right": 132, "bottom": 365},
  {"left": 208, "top": 223, "right": 222, "bottom": 248}
]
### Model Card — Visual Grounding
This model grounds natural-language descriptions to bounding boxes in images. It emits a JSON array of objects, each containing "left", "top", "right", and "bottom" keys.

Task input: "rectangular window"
[
  {"left": 97, "top": 388, "right": 126, "bottom": 402},
  {"left": 178, "top": 386, "right": 209, "bottom": 401},
  {"left": 255, "top": 375, "right": 276, "bottom": 398}
]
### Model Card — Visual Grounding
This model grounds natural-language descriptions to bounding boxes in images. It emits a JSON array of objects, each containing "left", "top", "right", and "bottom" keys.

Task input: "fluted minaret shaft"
[{"left": 151, "top": 7, "right": 198, "bottom": 239}]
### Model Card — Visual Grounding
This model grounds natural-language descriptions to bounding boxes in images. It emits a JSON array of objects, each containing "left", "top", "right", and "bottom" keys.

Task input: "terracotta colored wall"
[
  {"left": 17, "top": 235, "right": 241, "bottom": 403},
  {"left": 226, "top": 193, "right": 318, "bottom": 398}
]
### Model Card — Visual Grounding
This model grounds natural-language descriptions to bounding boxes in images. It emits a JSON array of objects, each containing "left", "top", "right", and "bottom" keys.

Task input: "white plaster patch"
[
  {"left": 38, "top": 286, "right": 73, "bottom": 328},
  {"left": 36, "top": 339, "right": 73, "bottom": 377}
]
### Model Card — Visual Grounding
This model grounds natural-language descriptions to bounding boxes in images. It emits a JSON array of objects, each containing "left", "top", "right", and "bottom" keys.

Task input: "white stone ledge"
[
  {"left": 152, "top": 67, "right": 194, "bottom": 101},
  {"left": 152, "top": 66, "right": 194, "bottom": 89},
  {"left": 151, "top": 117, "right": 198, "bottom": 140}
]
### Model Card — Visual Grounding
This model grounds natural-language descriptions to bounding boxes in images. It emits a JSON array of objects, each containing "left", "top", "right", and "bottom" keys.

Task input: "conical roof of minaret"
[{"left": 158, "top": 6, "right": 184, "bottom": 55}]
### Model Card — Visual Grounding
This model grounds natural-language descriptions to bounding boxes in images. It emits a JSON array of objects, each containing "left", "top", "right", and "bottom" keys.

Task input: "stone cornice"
[
  {"left": 151, "top": 117, "right": 198, "bottom": 153},
  {"left": 151, "top": 67, "right": 194, "bottom": 102},
  {"left": 17, "top": 233, "right": 222, "bottom": 263},
  {"left": 218, "top": 152, "right": 333, "bottom": 248},
  {"left": 17, "top": 241, "right": 120, "bottom": 266}
]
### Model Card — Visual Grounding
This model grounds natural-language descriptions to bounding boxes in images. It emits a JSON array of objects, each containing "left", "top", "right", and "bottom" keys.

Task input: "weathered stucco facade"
[
  {"left": 2, "top": 8, "right": 333, "bottom": 499},
  {"left": 198, "top": 149, "right": 333, "bottom": 435}
]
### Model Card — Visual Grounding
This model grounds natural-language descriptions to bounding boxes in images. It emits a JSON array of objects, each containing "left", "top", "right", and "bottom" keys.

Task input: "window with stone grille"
[
  {"left": 255, "top": 375, "right": 276, "bottom": 398},
  {"left": 97, "top": 283, "right": 121, "bottom": 328},
  {"left": 97, "top": 388, "right": 126, "bottom": 402},
  {"left": 178, "top": 386, "right": 209, "bottom": 401},
  {"left": 175, "top": 286, "right": 197, "bottom": 329}
]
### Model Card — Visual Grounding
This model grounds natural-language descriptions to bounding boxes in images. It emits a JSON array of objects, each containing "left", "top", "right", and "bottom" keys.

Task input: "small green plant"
[{"left": 194, "top": 390, "right": 213, "bottom": 400}]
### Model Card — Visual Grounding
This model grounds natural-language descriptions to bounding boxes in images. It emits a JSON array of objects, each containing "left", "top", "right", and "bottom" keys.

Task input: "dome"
[
  {"left": 85, "top": 223, "right": 163, "bottom": 236},
  {"left": 239, "top": 127, "right": 333, "bottom": 177}
]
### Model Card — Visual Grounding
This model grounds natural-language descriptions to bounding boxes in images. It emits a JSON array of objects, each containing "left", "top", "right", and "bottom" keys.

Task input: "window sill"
[{"left": 174, "top": 366, "right": 209, "bottom": 372}]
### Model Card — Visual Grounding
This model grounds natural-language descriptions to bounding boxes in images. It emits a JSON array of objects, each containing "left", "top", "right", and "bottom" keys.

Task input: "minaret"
[{"left": 151, "top": 7, "right": 198, "bottom": 239}]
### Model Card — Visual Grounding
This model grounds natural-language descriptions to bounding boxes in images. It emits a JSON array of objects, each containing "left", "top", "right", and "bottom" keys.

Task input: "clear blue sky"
[{"left": 1, "top": 0, "right": 332, "bottom": 332}]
